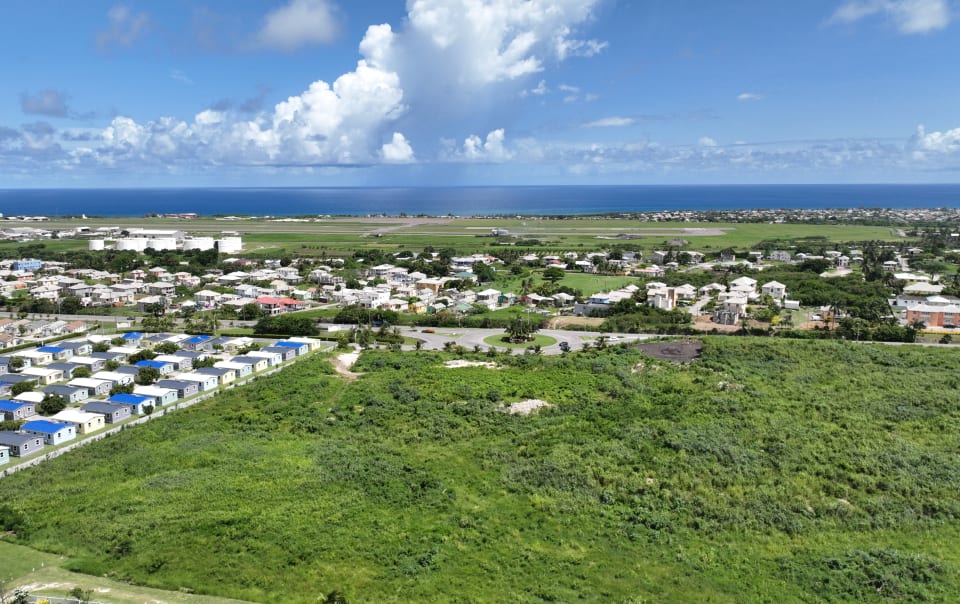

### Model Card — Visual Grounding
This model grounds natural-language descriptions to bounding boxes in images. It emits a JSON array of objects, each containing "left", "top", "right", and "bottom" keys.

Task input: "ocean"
[{"left": 1, "top": 184, "right": 959, "bottom": 217}]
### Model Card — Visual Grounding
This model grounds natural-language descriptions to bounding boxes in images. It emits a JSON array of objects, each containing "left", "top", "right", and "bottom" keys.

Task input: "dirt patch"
[
  {"left": 636, "top": 340, "right": 703, "bottom": 362},
  {"left": 547, "top": 316, "right": 605, "bottom": 329},
  {"left": 503, "top": 399, "right": 553, "bottom": 415},
  {"left": 332, "top": 350, "right": 363, "bottom": 381},
  {"left": 444, "top": 360, "right": 498, "bottom": 369}
]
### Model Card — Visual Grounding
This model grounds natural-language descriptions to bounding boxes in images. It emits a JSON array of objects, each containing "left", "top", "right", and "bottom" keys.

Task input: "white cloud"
[
  {"left": 583, "top": 117, "right": 635, "bottom": 128},
  {"left": 520, "top": 79, "right": 549, "bottom": 97},
  {"left": 447, "top": 129, "right": 513, "bottom": 162},
  {"left": 381, "top": 132, "right": 415, "bottom": 163},
  {"left": 830, "top": 0, "right": 950, "bottom": 34},
  {"left": 737, "top": 92, "right": 765, "bottom": 101},
  {"left": 254, "top": 0, "right": 341, "bottom": 51},
  {"left": 910, "top": 124, "right": 960, "bottom": 157},
  {"left": 699, "top": 136, "right": 718, "bottom": 147},
  {"left": 96, "top": 5, "right": 149, "bottom": 51},
  {"left": 170, "top": 69, "right": 194, "bottom": 85}
]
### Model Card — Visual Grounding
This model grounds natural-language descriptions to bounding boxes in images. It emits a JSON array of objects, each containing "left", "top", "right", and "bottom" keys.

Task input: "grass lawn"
[{"left": 482, "top": 333, "right": 557, "bottom": 348}]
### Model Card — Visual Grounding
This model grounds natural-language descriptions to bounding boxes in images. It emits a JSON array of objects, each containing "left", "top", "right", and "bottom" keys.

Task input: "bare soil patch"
[
  {"left": 636, "top": 340, "right": 703, "bottom": 362},
  {"left": 547, "top": 316, "right": 604, "bottom": 329},
  {"left": 444, "top": 360, "right": 499, "bottom": 369},
  {"left": 503, "top": 399, "right": 553, "bottom": 415},
  {"left": 332, "top": 350, "right": 362, "bottom": 381}
]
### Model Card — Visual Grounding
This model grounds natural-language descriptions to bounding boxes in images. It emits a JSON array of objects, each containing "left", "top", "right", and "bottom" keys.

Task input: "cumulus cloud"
[
  {"left": 583, "top": 117, "right": 635, "bottom": 128},
  {"left": 829, "top": 0, "right": 950, "bottom": 34},
  {"left": 96, "top": 4, "right": 150, "bottom": 50},
  {"left": 381, "top": 132, "right": 415, "bottom": 163},
  {"left": 443, "top": 129, "right": 513, "bottom": 162},
  {"left": 20, "top": 90, "right": 70, "bottom": 118},
  {"left": 254, "top": 0, "right": 342, "bottom": 51},
  {"left": 737, "top": 92, "right": 765, "bottom": 101},
  {"left": 910, "top": 124, "right": 960, "bottom": 157},
  {"left": 699, "top": 136, "right": 718, "bottom": 147}
]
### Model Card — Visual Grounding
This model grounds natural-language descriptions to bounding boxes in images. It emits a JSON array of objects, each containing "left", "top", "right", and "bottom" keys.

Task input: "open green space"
[
  {"left": 1, "top": 338, "right": 959, "bottom": 602},
  {"left": 481, "top": 333, "right": 557, "bottom": 349}
]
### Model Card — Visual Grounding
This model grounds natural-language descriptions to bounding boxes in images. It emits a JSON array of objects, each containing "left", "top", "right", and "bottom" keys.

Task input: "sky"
[{"left": 1, "top": 0, "right": 959, "bottom": 187}]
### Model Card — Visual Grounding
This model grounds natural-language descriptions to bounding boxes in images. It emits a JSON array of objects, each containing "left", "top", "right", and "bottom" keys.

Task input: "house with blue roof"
[
  {"left": 273, "top": 340, "right": 309, "bottom": 356},
  {"left": 0, "top": 431, "right": 44, "bottom": 456},
  {"left": 21, "top": 420, "right": 76, "bottom": 445},
  {"left": 181, "top": 334, "right": 214, "bottom": 351},
  {"left": 135, "top": 359, "right": 174, "bottom": 375},
  {"left": 0, "top": 399, "right": 36, "bottom": 421},
  {"left": 37, "top": 345, "right": 72, "bottom": 361},
  {"left": 121, "top": 331, "right": 144, "bottom": 342},
  {"left": 107, "top": 393, "right": 156, "bottom": 415}
]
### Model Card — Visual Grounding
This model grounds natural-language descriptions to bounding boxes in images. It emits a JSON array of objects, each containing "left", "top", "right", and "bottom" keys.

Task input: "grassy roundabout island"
[{"left": 482, "top": 333, "right": 557, "bottom": 349}]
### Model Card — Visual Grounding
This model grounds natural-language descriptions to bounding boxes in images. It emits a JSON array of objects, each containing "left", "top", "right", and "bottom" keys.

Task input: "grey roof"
[
  {"left": 174, "top": 350, "right": 207, "bottom": 359},
  {"left": 0, "top": 431, "right": 39, "bottom": 446},
  {"left": 47, "top": 362, "right": 81, "bottom": 373},
  {"left": 261, "top": 346, "right": 295, "bottom": 355},
  {"left": 81, "top": 401, "right": 128, "bottom": 414},
  {"left": 58, "top": 342, "right": 89, "bottom": 350},
  {"left": 195, "top": 367, "right": 230, "bottom": 376},
  {"left": 114, "top": 366, "right": 142, "bottom": 375},
  {"left": 156, "top": 379, "right": 191, "bottom": 389},
  {"left": 90, "top": 352, "right": 124, "bottom": 361},
  {"left": 43, "top": 385, "right": 85, "bottom": 396}
]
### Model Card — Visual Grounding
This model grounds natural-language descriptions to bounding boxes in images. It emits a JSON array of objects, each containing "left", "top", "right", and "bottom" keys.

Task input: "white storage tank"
[
  {"left": 146, "top": 237, "right": 177, "bottom": 251},
  {"left": 115, "top": 238, "right": 147, "bottom": 252},
  {"left": 216, "top": 237, "right": 243, "bottom": 254},
  {"left": 183, "top": 237, "right": 215, "bottom": 251},
  {"left": 88, "top": 239, "right": 105, "bottom": 251}
]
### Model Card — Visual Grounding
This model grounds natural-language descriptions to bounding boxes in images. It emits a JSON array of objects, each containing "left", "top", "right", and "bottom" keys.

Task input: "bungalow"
[
  {"left": 272, "top": 340, "right": 309, "bottom": 356},
  {"left": 46, "top": 362, "right": 84, "bottom": 379},
  {"left": 214, "top": 360, "right": 253, "bottom": 378},
  {"left": 195, "top": 366, "right": 237, "bottom": 385},
  {"left": 155, "top": 379, "right": 199, "bottom": 399},
  {"left": 91, "top": 351, "right": 126, "bottom": 363},
  {"left": 154, "top": 354, "right": 193, "bottom": 371},
  {"left": 106, "top": 346, "right": 141, "bottom": 360},
  {"left": 285, "top": 337, "right": 324, "bottom": 351},
  {"left": 0, "top": 399, "right": 36, "bottom": 421},
  {"left": 181, "top": 335, "right": 214, "bottom": 351},
  {"left": 108, "top": 393, "right": 157, "bottom": 414},
  {"left": 246, "top": 349, "right": 283, "bottom": 366},
  {"left": 0, "top": 445, "right": 7, "bottom": 464},
  {"left": 121, "top": 331, "right": 144, "bottom": 344},
  {"left": 42, "top": 385, "right": 88, "bottom": 404},
  {"left": 173, "top": 372, "right": 219, "bottom": 392},
  {"left": 13, "top": 391, "right": 44, "bottom": 405},
  {"left": 22, "top": 419, "right": 76, "bottom": 445},
  {"left": 81, "top": 401, "right": 132, "bottom": 424},
  {"left": 69, "top": 356, "right": 106, "bottom": 372},
  {"left": 194, "top": 290, "right": 222, "bottom": 308},
  {"left": 134, "top": 359, "right": 175, "bottom": 375},
  {"left": 476, "top": 288, "right": 502, "bottom": 309},
  {"left": 37, "top": 345, "right": 72, "bottom": 361},
  {"left": 231, "top": 355, "right": 269, "bottom": 372},
  {"left": 0, "top": 431, "right": 44, "bottom": 456},
  {"left": 91, "top": 370, "right": 135, "bottom": 387},
  {"left": 730, "top": 276, "right": 758, "bottom": 295},
  {"left": 52, "top": 409, "right": 105, "bottom": 435},
  {"left": 114, "top": 366, "right": 142, "bottom": 378},
  {"left": 20, "top": 367, "right": 64, "bottom": 385},
  {"left": 132, "top": 384, "right": 177, "bottom": 405},
  {"left": 174, "top": 350, "right": 208, "bottom": 364},
  {"left": 66, "top": 377, "right": 112, "bottom": 397},
  {"left": 15, "top": 349, "right": 54, "bottom": 366},
  {"left": 0, "top": 334, "right": 23, "bottom": 349},
  {"left": 0, "top": 374, "right": 38, "bottom": 387}
]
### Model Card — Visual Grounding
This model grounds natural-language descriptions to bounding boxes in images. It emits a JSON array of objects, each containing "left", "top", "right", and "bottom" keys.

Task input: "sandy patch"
[
  {"left": 332, "top": 350, "right": 363, "bottom": 381},
  {"left": 444, "top": 360, "right": 498, "bottom": 369},
  {"left": 504, "top": 399, "right": 553, "bottom": 415}
]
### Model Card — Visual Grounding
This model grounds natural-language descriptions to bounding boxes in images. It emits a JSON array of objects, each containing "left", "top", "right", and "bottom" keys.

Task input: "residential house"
[
  {"left": 231, "top": 355, "right": 269, "bottom": 372},
  {"left": 42, "top": 385, "right": 88, "bottom": 404},
  {"left": 0, "top": 399, "right": 36, "bottom": 421},
  {"left": 155, "top": 379, "right": 199, "bottom": 399},
  {"left": 12, "top": 391, "right": 44, "bottom": 405},
  {"left": 0, "top": 431, "right": 44, "bottom": 456},
  {"left": 0, "top": 445, "right": 7, "bottom": 464},
  {"left": 22, "top": 419, "right": 76, "bottom": 445},
  {"left": 905, "top": 304, "right": 960, "bottom": 328},
  {"left": 37, "top": 345, "right": 71, "bottom": 361},
  {"left": 132, "top": 385, "right": 178, "bottom": 406},
  {"left": 272, "top": 341, "right": 309, "bottom": 356},
  {"left": 20, "top": 367, "right": 64, "bottom": 385},
  {"left": 90, "top": 351, "right": 126, "bottom": 364},
  {"left": 476, "top": 289, "right": 502, "bottom": 309},
  {"left": 91, "top": 371, "right": 135, "bottom": 387},
  {"left": 106, "top": 346, "right": 141, "bottom": 361},
  {"left": 66, "top": 377, "right": 112, "bottom": 397},
  {"left": 15, "top": 349, "right": 54, "bottom": 366},
  {"left": 58, "top": 341, "right": 93, "bottom": 356},
  {"left": 68, "top": 356, "right": 106, "bottom": 372},
  {"left": 81, "top": 401, "right": 132, "bottom": 424},
  {"left": 760, "top": 281, "right": 787, "bottom": 302},
  {"left": 195, "top": 366, "right": 236, "bottom": 386},
  {"left": 215, "top": 360, "right": 253, "bottom": 378},
  {"left": 173, "top": 372, "right": 219, "bottom": 392},
  {"left": 107, "top": 393, "right": 156, "bottom": 414},
  {"left": 135, "top": 359, "right": 175, "bottom": 375},
  {"left": 246, "top": 349, "right": 283, "bottom": 366},
  {"left": 52, "top": 409, "right": 105, "bottom": 435},
  {"left": 181, "top": 335, "right": 214, "bottom": 351},
  {"left": 153, "top": 354, "right": 193, "bottom": 371}
]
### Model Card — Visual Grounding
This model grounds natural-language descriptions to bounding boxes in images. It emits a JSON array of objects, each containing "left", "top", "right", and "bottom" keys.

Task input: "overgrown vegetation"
[{"left": 0, "top": 338, "right": 958, "bottom": 602}]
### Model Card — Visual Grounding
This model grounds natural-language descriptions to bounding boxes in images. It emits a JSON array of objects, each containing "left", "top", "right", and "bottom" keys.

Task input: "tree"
[
  {"left": 92, "top": 342, "right": 110, "bottom": 353},
  {"left": 72, "top": 366, "right": 91, "bottom": 379},
  {"left": 8, "top": 356, "right": 24, "bottom": 370},
  {"left": 505, "top": 314, "right": 537, "bottom": 343},
  {"left": 10, "top": 382, "right": 33, "bottom": 396},
  {"left": 153, "top": 342, "right": 180, "bottom": 355},
  {"left": 472, "top": 261, "right": 496, "bottom": 284},
  {"left": 135, "top": 366, "right": 161, "bottom": 385},
  {"left": 59, "top": 295, "right": 82, "bottom": 315},
  {"left": 128, "top": 350, "right": 157, "bottom": 364},
  {"left": 38, "top": 394, "right": 67, "bottom": 415},
  {"left": 240, "top": 302, "right": 263, "bottom": 321},
  {"left": 111, "top": 336, "right": 126, "bottom": 346},
  {"left": 104, "top": 360, "right": 121, "bottom": 371},
  {"left": 543, "top": 266, "right": 565, "bottom": 284},
  {"left": 110, "top": 383, "right": 134, "bottom": 396}
]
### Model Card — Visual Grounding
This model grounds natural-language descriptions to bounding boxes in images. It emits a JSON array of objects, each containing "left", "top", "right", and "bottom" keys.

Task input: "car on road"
[{"left": 559, "top": 341, "right": 570, "bottom": 352}]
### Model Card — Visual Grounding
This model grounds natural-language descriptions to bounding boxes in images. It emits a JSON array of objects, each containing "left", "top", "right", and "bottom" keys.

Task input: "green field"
[
  {"left": 482, "top": 333, "right": 557, "bottom": 348},
  {"left": 1, "top": 338, "right": 959, "bottom": 602}
]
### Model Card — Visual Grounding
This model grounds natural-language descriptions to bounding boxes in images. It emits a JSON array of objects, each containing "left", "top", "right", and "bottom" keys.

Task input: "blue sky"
[{"left": 1, "top": 0, "right": 959, "bottom": 187}]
